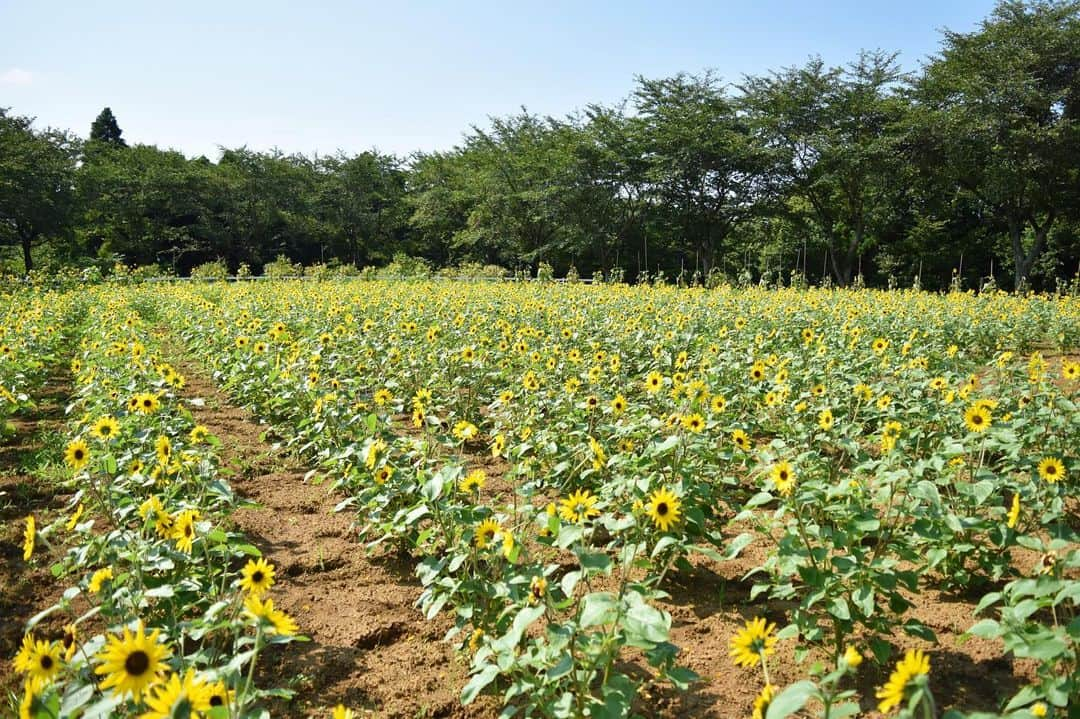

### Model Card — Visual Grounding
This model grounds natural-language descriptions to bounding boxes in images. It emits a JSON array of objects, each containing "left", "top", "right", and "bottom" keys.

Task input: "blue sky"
[{"left": 1, "top": 1, "right": 993, "bottom": 159}]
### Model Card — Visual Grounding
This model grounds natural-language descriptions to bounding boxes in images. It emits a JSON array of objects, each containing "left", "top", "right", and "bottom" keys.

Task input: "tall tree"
[
  {"left": 916, "top": 0, "right": 1080, "bottom": 290},
  {"left": 89, "top": 107, "right": 127, "bottom": 147},
  {"left": 0, "top": 109, "right": 79, "bottom": 273},
  {"left": 634, "top": 72, "right": 772, "bottom": 278},
  {"left": 741, "top": 52, "right": 911, "bottom": 286}
]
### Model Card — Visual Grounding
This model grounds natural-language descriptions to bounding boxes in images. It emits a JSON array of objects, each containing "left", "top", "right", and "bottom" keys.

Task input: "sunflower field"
[{"left": 5, "top": 279, "right": 1080, "bottom": 719}]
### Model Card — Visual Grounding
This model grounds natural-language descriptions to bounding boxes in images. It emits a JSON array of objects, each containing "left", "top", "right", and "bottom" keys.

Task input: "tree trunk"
[
  {"left": 1009, "top": 212, "right": 1054, "bottom": 292},
  {"left": 21, "top": 232, "right": 34, "bottom": 274}
]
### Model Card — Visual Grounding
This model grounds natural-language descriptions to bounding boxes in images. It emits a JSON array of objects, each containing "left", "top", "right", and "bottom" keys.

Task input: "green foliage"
[
  {"left": 190, "top": 259, "right": 230, "bottom": 280},
  {"left": 88, "top": 107, "right": 126, "bottom": 147}
]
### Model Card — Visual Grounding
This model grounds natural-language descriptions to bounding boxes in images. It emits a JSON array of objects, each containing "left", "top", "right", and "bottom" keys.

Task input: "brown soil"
[
  {"left": 166, "top": 352, "right": 492, "bottom": 718},
  {"left": 0, "top": 373, "right": 75, "bottom": 700}
]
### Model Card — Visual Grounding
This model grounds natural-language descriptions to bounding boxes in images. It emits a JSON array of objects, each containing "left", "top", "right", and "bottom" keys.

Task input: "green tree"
[
  {"left": 741, "top": 52, "right": 911, "bottom": 286},
  {"left": 916, "top": 0, "right": 1080, "bottom": 290},
  {"left": 634, "top": 72, "right": 772, "bottom": 279},
  {"left": 0, "top": 109, "right": 79, "bottom": 273},
  {"left": 89, "top": 107, "right": 126, "bottom": 147}
]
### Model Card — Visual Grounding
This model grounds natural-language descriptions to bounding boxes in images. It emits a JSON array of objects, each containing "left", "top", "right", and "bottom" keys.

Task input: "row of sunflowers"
[{"left": 11, "top": 297, "right": 312, "bottom": 718}]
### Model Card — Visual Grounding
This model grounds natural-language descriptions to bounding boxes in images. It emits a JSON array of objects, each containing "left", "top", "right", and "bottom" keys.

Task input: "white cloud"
[{"left": 0, "top": 68, "right": 34, "bottom": 86}]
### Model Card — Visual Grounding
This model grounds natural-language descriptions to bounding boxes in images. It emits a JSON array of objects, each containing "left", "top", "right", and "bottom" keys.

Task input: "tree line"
[{"left": 2, "top": 0, "right": 1078, "bottom": 290}]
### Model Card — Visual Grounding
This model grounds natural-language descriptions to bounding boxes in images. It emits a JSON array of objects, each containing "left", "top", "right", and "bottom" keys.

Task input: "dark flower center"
[
  {"left": 125, "top": 650, "right": 150, "bottom": 676},
  {"left": 656, "top": 502, "right": 669, "bottom": 516},
  {"left": 210, "top": 695, "right": 224, "bottom": 706},
  {"left": 74, "top": 449, "right": 84, "bottom": 460},
  {"left": 252, "top": 571, "right": 265, "bottom": 583},
  {"left": 40, "top": 655, "right": 54, "bottom": 670}
]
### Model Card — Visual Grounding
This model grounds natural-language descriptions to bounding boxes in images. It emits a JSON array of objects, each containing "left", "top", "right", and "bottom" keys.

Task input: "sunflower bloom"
[
  {"left": 88, "top": 567, "right": 114, "bottom": 594},
  {"left": 474, "top": 518, "right": 502, "bottom": 549},
  {"left": 770, "top": 462, "right": 796, "bottom": 497},
  {"left": 22, "top": 515, "right": 34, "bottom": 561},
  {"left": 243, "top": 595, "right": 299, "bottom": 636},
  {"left": 646, "top": 487, "right": 681, "bottom": 532},
  {"left": 19, "top": 637, "right": 62, "bottom": 689},
  {"left": 876, "top": 648, "right": 930, "bottom": 713},
  {"left": 65, "top": 504, "right": 85, "bottom": 531},
  {"left": 559, "top": 489, "right": 600, "bottom": 523},
  {"left": 729, "top": 617, "right": 778, "bottom": 668},
  {"left": 751, "top": 684, "right": 776, "bottom": 719},
  {"left": 1007, "top": 493, "right": 1021, "bottom": 529},
  {"left": 139, "top": 669, "right": 212, "bottom": 719},
  {"left": 963, "top": 404, "right": 991, "bottom": 433},
  {"left": 64, "top": 439, "right": 90, "bottom": 470},
  {"left": 95, "top": 623, "right": 171, "bottom": 700},
  {"left": 170, "top": 510, "right": 199, "bottom": 553},
  {"left": 731, "top": 429, "right": 751, "bottom": 452},
  {"left": 1038, "top": 457, "right": 1065, "bottom": 483},
  {"left": 91, "top": 416, "right": 120, "bottom": 441},
  {"left": 239, "top": 558, "right": 276, "bottom": 597}
]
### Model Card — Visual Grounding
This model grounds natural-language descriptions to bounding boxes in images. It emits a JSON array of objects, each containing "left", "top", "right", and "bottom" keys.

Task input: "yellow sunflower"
[
  {"left": 751, "top": 684, "right": 776, "bottom": 719},
  {"left": 644, "top": 371, "right": 664, "bottom": 393},
  {"left": 459, "top": 469, "right": 487, "bottom": 493},
  {"left": 65, "top": 503, "right": 85, "bottom": 531},
  {"left": 20, "top": 637, "right": 62, "bottom": 688},
  {"left": 474, "top": 518, "right": 502, "bottom": 549},
  {"left": 1038, "top": 457, "right": 1065, "bottom": 483},
  {"left": 1007, "top": 493, "right": 1021, "bottom": 528},
  {"left": 155, "top": 435, "right": 172, "bottom": 466},
  {"left": 94, "top": 623, "right": 172, "bottom": 700},
  {"left": 205, "top": 681, "right": 234, "bottom": 712},
  {"left": 731, "top": 429, "right": 751, "bottom": 452},
  {"left": 729, "top": 617, "right": 778, "bottom": 668},
  {"left": 876, "top": 648, "right": 930, "bottom": 713},
  {"left": 817, "top": 408, "right": 834, "bottom": 431},
  {"left": 239, "top": 558, "right": 276, "bottom": 597},
  {"left": 963, "top": 404, "right": 991, "bottom": 433},
  {"left": 139, "top": 669, "right": 211, "bottom": 719},
  {"left": 64, "top": 438, "right": 90, "bottom": 470},
  {"left": 22, "top": 515, "right": 34, "bottom": 561},
  {"left": 646, "top": 487, "right": 681, "bottom": 532},
  {"left": 88, "top": 567, "right": 114, "bottom": 594},
  {"left": 91, "top": 416, "right": 120, "bottom": 441},
  {"left": 559, "top": 489, "right": 600, "bottom": 523},
  {"left": 135, "top": 393, "right": 160, "bottom": 414},
  {"left": 682, "top": 413, "right": 705, "bottom": 433},
  {"left": 243, "top": 595, "right": 298, "bottom": 636},
  {"left": 770, "top": 462, "right": 796, "bottom": 497},
  {"left": 170, "top": 510, "right": 199, "bottom": 553}
]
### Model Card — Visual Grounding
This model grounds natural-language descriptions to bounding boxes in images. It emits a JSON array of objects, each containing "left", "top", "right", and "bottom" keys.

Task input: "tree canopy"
[{"left": 2, "top": 0, "right": 1078, "bottom": 290}]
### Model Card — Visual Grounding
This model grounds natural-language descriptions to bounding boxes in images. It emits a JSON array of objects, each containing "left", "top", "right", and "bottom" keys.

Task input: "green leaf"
[
  {"left": 965, "top": 619, "right": 1000, "bottom": 639},
  {"left": 577, "top": 551, "right": 612, "bottom": 574},
  {"left": 721, "top": 532, "right": 754, "bottom": 560},
  {"left": 461, "top": 664, "right": 500, "bottom": 704},
  {"left": 492, "top": 605, "right": 545, "bottom": 651},
  {"left": 766, "top": 680, "right": 817, "bottom": 719},
  {"left": 579, "top": 592, "right": 618, "bottom": 627}
]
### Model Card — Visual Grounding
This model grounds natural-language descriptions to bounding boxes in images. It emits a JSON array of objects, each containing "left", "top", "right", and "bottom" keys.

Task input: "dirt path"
[
  {"left": 0, "top": 372, "right": 73, "bottom": 699},
  {"left": 167, "top": 353, "right": 486, "bottom": 718}
]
